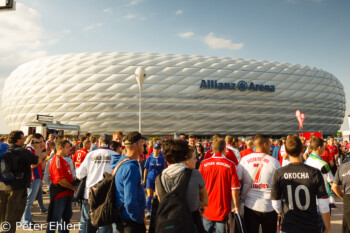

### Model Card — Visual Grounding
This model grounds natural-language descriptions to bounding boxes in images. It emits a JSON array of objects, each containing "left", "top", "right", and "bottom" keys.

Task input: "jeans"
[
  {"left": 79, "top": 201, "right": 112, "bottom": 233},
  {"left": 21, "top": 179, "right": 45, "bottom": 224},
  {"left": 36, "top": 184, "right": 46, "bottom": 210},
  {"left": 202, "top": 216, "right": 226, "bottom": 233},
  {"left": 46, "top": 196, "right": 73, "bottom": 233}
]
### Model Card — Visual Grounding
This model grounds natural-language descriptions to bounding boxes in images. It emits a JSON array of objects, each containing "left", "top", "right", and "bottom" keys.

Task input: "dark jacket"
[{"left": 0, "top": 144, "right": 38, "bottom": 191}]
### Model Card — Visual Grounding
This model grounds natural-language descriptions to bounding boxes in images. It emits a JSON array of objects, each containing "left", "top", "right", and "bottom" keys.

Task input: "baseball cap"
[
  {"left": 124, "top": 132, "right": 147, "bottom": 145},
  {"left": 153, "top": 142, "right": 161, "bottom": 149}
]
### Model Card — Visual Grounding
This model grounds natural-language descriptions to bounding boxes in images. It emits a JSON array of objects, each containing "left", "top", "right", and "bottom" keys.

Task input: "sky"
[{"left": 0, "top": 0, "right": 349, "bottom": 134}]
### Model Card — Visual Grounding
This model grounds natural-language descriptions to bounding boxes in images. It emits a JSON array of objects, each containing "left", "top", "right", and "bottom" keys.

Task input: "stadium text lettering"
[{"left": 200, "top": 80, "right": 275, "bottom": 92}]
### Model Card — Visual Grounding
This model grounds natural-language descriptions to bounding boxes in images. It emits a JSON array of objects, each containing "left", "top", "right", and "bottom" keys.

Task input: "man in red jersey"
[
  {"left": 240, "top": 138, "right": 255, "bottom": 159},
  {"left": 47, "top": 140, "right": 77, "bottom": 233},
  {"left": 199, "top": 138, "right": 240, "bottom": 233},
  {"left": 327, "top": 137, "right": 338, "bottom": 175},
  {"left": 204, "top": 135, "right": 239, "bottom": 165},
  {"left": 320, "top": 141, "right": 333, "bottom": 165},
  {"left": 72, "top": 140, "right": 91, "bottom": 169}
]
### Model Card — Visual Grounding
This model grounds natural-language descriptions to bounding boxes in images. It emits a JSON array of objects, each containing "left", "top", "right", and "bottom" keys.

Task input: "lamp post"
[{"left": 135, "top": 67, "right": 146, "bottom": 133}]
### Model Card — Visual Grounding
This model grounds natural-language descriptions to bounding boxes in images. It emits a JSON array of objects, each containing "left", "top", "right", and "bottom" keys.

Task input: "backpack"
[
  {"left": 88, "top": 157, "right": 130, "bottom": 228},
  {"left": 155, "top": 168, "right": 196, "bottom": 233},
  {"left": 0, "top": 146, "right": 24, "bottom": 182}
]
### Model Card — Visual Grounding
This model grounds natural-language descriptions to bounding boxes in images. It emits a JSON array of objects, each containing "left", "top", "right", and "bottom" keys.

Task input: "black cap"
[{"left": 124, "top": 132, "right": 147, "bottom": 145}]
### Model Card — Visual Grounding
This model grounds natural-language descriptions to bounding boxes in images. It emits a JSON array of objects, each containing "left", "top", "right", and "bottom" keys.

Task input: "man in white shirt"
[
  {"left": 76, "top": 134, "right": 118, "bottom": 233},
  {"left": 236, "top": 135, "right": 281, "bottom": 233}
]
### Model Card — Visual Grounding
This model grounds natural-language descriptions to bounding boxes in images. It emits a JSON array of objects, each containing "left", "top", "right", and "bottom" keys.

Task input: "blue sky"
[{"left": 0, "top": 0, "right": 349, "bottom": 133}]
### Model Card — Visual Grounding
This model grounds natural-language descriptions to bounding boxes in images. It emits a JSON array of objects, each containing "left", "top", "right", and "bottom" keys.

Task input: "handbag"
[{"left": 239, "top": 154, "right": 267, "bottom": 216}]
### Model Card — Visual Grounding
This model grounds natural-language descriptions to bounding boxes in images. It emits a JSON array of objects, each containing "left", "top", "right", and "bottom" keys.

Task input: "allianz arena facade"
[{"left": 1, "top": 52, "right": 346, "bottom": 136}]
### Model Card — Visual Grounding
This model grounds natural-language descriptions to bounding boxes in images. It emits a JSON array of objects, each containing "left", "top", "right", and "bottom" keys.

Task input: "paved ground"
[{"left": 14, "top": 189, "right": 343, "bottom": 233}]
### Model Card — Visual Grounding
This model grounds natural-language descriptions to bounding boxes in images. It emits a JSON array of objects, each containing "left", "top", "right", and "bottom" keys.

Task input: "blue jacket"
[
  {"left": 110, "top": 153, "right": 122, "bottom": 169},
  {"left": 115, "top": 155, "right": 145, "bottom": 224},
  {"left": 272, "top": 146, "right": 281, "bottom": 160}
]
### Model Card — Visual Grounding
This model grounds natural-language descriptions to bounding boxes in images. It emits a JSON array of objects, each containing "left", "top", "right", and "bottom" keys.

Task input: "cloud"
[
  {"left": 0, "top": 3, "right": 54, "bottom": 77},
  {"left": 0, "top": 3, "right": 56, "bottom": 133},
  {"left": 84, "top": 23, "right": 102, "bottom": 31},
  {"left": 125, "top": 14, "right": 135, "bottom": 20},
  {"left": 178, "top": 32, "right": 194, "bottom": 38},
  {"left": 203, "top": 33, "right": 243, "bottom": 50},
  {"left": 175, "top": 9, "right": 183, "bottom": 15},
  {"left": 139, "top": 17, "right": 146, "bottom": 21},
  {"left": 103, "top": 8, "right": 112, "bottom": 14},
  {"left": 127, "top": 0, "right": 143, "bottom": 6},
  {"left": 62, "top": 29, "right": 71, "bottom": 34}
]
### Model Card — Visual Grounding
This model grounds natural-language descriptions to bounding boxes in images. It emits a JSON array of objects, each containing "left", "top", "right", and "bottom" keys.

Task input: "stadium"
[{"left": 1, "top": 52, "right": 346, "bottom": 136}]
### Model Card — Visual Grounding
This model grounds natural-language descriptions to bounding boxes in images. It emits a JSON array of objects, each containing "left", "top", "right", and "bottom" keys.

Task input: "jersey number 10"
[{"left": 287, "top": 185, "right": 310, "bottom": 210}]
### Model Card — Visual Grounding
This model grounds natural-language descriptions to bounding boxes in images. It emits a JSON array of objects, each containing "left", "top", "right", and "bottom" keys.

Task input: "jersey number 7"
[{"left": 254, "top": 164, "right": 264, "bottom": 183}]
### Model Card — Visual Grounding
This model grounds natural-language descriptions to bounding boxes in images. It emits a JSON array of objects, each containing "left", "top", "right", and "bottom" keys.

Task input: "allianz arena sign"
[
  {"left": 200, "top": 80, "right": 275, "bottom": 92},
  {"left": 1, "top": 52, "right": 345, "bottom": 135}
]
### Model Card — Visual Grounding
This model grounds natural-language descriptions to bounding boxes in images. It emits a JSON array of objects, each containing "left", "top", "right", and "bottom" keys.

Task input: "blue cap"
[{"left": 153, "top": 142, "right": 161, "bottom": 149}]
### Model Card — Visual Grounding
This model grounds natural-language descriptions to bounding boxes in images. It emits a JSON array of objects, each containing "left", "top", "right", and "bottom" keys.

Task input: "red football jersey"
[
  {"left": 204, "top": 149, "right": 238, "bottom": 165},
  {"left": 49, "top": 155, "right": 74, "bottom": 201},
  {"left": 146, "top": 147, "right": 153, "bottom": 159},
  {"left": 26, "top": 146, "right": 43, "bottom": 181},
  {"left": 240, "top": 148, "right": 254, "bottom": 159},
  {"left": 73, "top": 148, "right": 89, "bottom": 169},
  {"left": 327, "top": 145, "right": 338, "bottom": 161},
  {"left": 320, "top": 147, "right": 331, "bottom": 163},
  {"left": 199, "top": 153, "right": 240, "bottom": 221}
]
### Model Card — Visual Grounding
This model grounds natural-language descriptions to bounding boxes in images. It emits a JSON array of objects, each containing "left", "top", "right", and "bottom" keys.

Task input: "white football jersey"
[
  {"left": 237, "top": 152, "right": 281, "bottom": 212},
  {"left": 280, "top": 145, "right": 290, "bottom": 167}
]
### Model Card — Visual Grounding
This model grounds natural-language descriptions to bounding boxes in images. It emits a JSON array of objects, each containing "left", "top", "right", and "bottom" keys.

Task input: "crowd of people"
[{"left": 0, "top": 130, "right": 350, "bottom": 233}]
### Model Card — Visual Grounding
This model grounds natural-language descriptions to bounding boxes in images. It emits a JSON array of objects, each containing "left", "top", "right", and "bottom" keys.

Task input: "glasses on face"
[{"left": 33, "top": 141, "right": 40, "bottom": 144}]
